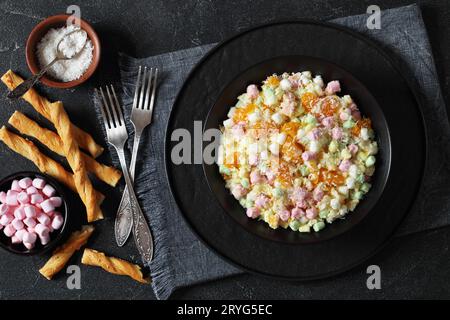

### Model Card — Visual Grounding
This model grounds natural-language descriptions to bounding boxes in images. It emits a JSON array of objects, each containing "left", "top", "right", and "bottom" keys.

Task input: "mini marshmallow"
[
  {"left": 5, "top": 191, "right": 18, "bottom": 206},
  {"left": 40, "top": 199, "right": 55, "bottom": 214},
  {"left": 11, "top": 235, "right": 21, "bottom": 244},
  {"left": 12, "top": 218, "right": 24, "bottom": 230},
  {"left": 26, "top": 186, "right": 38, "bottom": 195},
  {"left": 35, "top": 223, "right": 49, "bottom": 237},
  {"left": 22, "top": 231, "right": 37, "bottom": 244},
  {"left": 37, "top": 213, "right": 51, "bottom": 226},
  {"left": 51, "top": 214, "right": 64, "bottom": 230},
  {"left": 17, "top": 191, "right": 30, "bottom": 204},
  {"left": 27, "top": 227, "right": 35, "bottom": 234},
  {"left": 42, "top": 184, "right": 56, "bottom": 197},
  {"left": 0, "top": 203, "right": 10, "bottom": 216},
  {"left": 11, "top": 180, "right": 22, "bottom": 192},
  {"left": 15, "top": 229, "right": 27, "bottom": 241},
  {"left": 49, "top": 197, "right": 62, "bottom": 208},
  {"left": 32, "top": 178, "right": 46, "bottom": 189},
  {"left": 30, "top": 193, "right": 44, "bottom": 204},
  {"left": 14, "top": 207, "right": 26, "bottom": 220},
  {"left": 24, "top": 242, "right": 35, "bottom": 250},
  {"left": 23, "top": 217, "right": 37, "bottom": 228},
  {"left": 24, "top": 205, "right": 37, "bottom": 218},
  {"left": 0, "top": 191, "right": 6, "bottom": 203},
  {"left": 39, "top": 234, "right": 50, "bottom": 245},
  {"left": 18, "top": 177, "right": 33, "bottom": 189},
  {"left": 0, "top": 214, "right": 13, "bottom": 226},
  {"left": 3, "top": 224, "right": 16, "bottom": 237}
]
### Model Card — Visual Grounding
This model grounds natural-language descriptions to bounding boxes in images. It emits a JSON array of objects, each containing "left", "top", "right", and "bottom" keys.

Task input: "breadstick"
[
  {"left": 0, "top": 126, "right": 104, "bottom": 203},
  {"left": 39, "top": 225, "right": 95, "bottom": 280},
  {"left": 48, "top": 102, "right": 103, "bottom": 222},
  {"left": 1, "top": 70, "right": 104, "bottom": 158},
  {"left": 8, "top": 111, "right": 122, "bottom": 187},
  {"left": 81, "top": 248, "right": 149, "bottom": 284}
]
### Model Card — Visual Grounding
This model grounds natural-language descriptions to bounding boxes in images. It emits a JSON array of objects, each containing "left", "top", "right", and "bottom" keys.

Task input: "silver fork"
[
  {"left": 115, "top": 66, "right": 158, "bottom": 246},
  {"left": 96, "top": 85, "right": 154, "bottom": 263}
]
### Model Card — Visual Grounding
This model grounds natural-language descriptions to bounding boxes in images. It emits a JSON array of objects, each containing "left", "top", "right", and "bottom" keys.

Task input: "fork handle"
[
  {"left": 116, "top": 148, "right": 154, "bottom": 264},
  {"left": 114, "top": 132, "right": 141, "bottom": 246}
]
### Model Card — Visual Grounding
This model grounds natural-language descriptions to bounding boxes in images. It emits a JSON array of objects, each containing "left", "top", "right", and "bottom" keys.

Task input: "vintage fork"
[
  {"left": 96, "top": 85, "right": 154, "bottom": 263},
  {"left": 115, "top": 66, "right": 158, "bottom": 247}
]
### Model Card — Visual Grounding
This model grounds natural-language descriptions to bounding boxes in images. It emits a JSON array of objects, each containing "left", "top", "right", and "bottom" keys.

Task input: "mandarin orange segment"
[
  {"left": 232, "top": 103, "right": 256, "bottom": 123},
  {"left": 320, "top": 96, "right": 340, "bottom": 117},
  {"left": 281, "top": 121, "right": 301, "bottom": 138},
  {"left": 351, "top": 117, "right": 372, "bottom": 136},
  {"left": 266, "top": 75, "right": 280, "bottom": 87},
  {"left": 301, "top": 92, "right": 318, "bottom": 112},
  {"left": 280, "top": 136, "right": 303, "bottom": 165}
]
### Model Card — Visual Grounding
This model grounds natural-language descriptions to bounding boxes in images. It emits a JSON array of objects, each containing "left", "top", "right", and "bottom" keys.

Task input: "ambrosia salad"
[{"left": 217, "top": 71, "right": 378, "bottom": 233}]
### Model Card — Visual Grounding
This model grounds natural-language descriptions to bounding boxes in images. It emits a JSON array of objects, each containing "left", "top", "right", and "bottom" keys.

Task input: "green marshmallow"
[
  {"left": 313, "top": 221, "right": 326, "bottom": 232},
  {"left": 289, "top": 220, "right": 300, "bottom": 231},
  {"left": 365, "top": 155, "right": 376, "bottom": 167}
]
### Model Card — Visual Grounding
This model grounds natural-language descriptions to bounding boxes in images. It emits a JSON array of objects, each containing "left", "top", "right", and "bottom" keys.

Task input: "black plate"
[
  {"left": 165, "top": 21, "right": 426, "bottom": 279},
  {"left": 203, "top": 55, "right": 391, "bottom": 244}
]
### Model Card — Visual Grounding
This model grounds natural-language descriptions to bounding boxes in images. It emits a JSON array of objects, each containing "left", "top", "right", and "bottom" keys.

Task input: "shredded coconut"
[{"left": 36, "top": 25, "right": 94, "bottom": 82}]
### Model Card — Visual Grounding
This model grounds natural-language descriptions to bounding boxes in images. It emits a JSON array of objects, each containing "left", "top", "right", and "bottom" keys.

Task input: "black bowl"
[
  {"left": 0, "top": 171, "right": 69, "bottom": 255},
  {"left": 203, "top": 55, "right": 391, "bottom": 244}
]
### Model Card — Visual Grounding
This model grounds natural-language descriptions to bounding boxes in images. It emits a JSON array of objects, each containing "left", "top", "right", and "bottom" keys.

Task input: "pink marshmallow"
[
  {"left": 321, "top": 116, "right": 335, "bottom": 128},
  {"left": 17, "top": 191, "right": 30, "bottom": 204},
  {"left": 30, "top": 193, "right": 44, "bottom": 204},
  {"left": 35, "top": 223, "right": 50, "bottom": 237},
  {"left": 308, "top": 128, "right": 321, "bottom": 141},
  {"left": 27, "top": 227, "right": 35, "bottom": 234},
  {"left": 5, "top": 191, "right": 18, "bottom": 206},
  {"left": 11, "top": 180, "right": 22, "bottom": 192},
  {"left": 348, "top": 144, "right": 359, "bottom": 155},
  {"left": 278, "top": 209, "right": 290, "bottom": 222},
  {"left": 39, "top": 233, "right": 50, "bottom": 245},
  {"left": 0, "top": 214, "right": 13, "bottom": 226},
  {"left": 331, "top": 127, "right": 343, "bottom": 140},
  {"left": 0, "top": 203, "right": 10, "bottom": 216},
  {"left": 246, "top": 207, "right": 260, "bottom": 219},
  {"left": 18, "top": 177, "right": 33, "bottom": 189},
  {"left": 37, "top": 213, "right": 51, "bottom": 226},
  {"left": 246, "top": 84, "right": 259, "bottom": 99},
  {"left": 24, "top": 242, "right": 35, "bottom": 250},
  {"left": 339, "top": 160, "right": 352, "bottom": 172},
  {"left": 11, "top": 235, "right": 21, "bottom": 244},
  {"left": 26, "top": 186, "right": 38, "bottom": 195},
  {"left": 291, "top": 207, "right": 305, "bottom": 219},
  {"left": 3, "top": 224, "right": 16, "bottom": 237},
  {"left": 24, "top": 205, "right": 37, "bottom": 218},
  {"left": 0, "top": 191, "right": 6, "bottom": 203},
  {"left": 42, "top": 184, "right": 56, "bottom": 197},
  {"left": 32, "top": 178, "right": 46, "bottom": 189},
  {"left": 15, "top": 229, "right": 27, "bottom": 241},
  {"left": 325, "top": 80, "right": 341, "bottom": 95},
  {"left": 254, "top": 195, "right": 269, "bottom": 209},
  {"left": 14, "top": 207, "right": 26, "bottom": 220},
  {"left": 248, "top": 154, "right": 258, "bottom": 166},
  {"left": 250, "top": 170, "right": 265, "bottom": 184},
  {"left": 351, "top": 110, "right": 361, "bottom": 120},
  {"left": 231, "top": 185, "right": 247, "bottom": 200},
  {"left": 49, "top": 196, "right": 62, "bottom": 208},
  {"left": 306, "top": 207, "right": 318, "bottom": 219},
  {"left": 23, "top": 217, "right": 37, "bottom": 228},
  {"left": 22, "top": 231, "right": 37, "bottom": 244},
  {"left": 40, "top": 199, "right": 55, "bottom": 213},
  {"left": 12, "top": 218, "right": 24, "bottom": 230},
  {"left": 51, "top": 214, "right": 64, "bottom": 230},
  {"left": 313, "top": 187, "right": 324, "bottom": 202},
  {"left": 302, "top": 151, "right": 316, "bottom": 162},
  {"left": 291, "top": 187, "right": 310, "bottom": 203},
  {"left": 339, "top": 111, "right": 350, "bottom": 121}
]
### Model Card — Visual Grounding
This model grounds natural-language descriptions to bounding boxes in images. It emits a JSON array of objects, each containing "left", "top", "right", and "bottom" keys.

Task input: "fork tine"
[
  {"left": 99, "top": 87, "right": 114, "bottom": 129},
  {"left": 132, "top": 66, "right": 142, "bottom": 109},
  {"left": 148, "top": 68, "right": 158, "bottom": 116},
  {"left": 143, "top": 68, "right": 153, "bottom": 110},
  {"left": 137, "top": 67, "right": 147, "bottom": 109},
  {"left": 95, "top": 88, "right": 111, "bottom": 131},
  {"left": 110, "top": 85, "right": 125, "bottom": 126},
  {"left": 106, "top": 86, "right": 120, "bottom": 127}
]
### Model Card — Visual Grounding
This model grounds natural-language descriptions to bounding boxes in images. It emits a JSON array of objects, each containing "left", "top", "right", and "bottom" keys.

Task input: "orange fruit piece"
[
  {"left": 266, "top": 75, "right": 280, "bottom": 87},
  {"left": 301, "top": 92, "right": 318, "bottom": 112},
  {"left": 320, "top": 96, "right": 340, "bottom": 117},
  {"left": 232, "top": 103, "right": 256, "bottom": 123}
]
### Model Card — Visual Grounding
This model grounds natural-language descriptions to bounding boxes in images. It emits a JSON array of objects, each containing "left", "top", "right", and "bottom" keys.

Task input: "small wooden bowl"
[{"left": 25, "top": 14, "right": 100, "bottom": 89}]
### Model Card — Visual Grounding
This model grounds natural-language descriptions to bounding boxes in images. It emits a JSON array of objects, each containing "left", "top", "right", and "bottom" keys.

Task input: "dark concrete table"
[{"left": 0, "top": 0, "right": 449, "bottom": 299}]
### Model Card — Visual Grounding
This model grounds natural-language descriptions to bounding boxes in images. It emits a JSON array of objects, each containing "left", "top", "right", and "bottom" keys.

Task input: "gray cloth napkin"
[{"left": 94, "top": 4, "right": 449, "bottom": 299}]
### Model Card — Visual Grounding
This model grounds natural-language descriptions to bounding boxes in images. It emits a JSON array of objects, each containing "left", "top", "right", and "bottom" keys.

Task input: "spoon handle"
[{"left": 7, "top": 59, "right": 57, "bottom": 99}]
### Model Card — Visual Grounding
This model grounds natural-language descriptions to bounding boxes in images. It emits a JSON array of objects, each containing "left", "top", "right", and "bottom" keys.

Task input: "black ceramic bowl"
[
  {"left": 0, "top": 171, "right": 69, "bottom": 255},
  {"left": 203, "top": 55, "right": 391, "bottom": 244}
]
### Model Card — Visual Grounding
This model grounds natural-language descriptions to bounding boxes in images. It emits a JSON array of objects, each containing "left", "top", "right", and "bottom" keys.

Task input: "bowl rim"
[
  {"left": 0, "top": 171, "right": 69, "bottom": 255},
  {"left": 25, "top": 14, "right": 101, "bottom": 88},
  {"left": 201, "top": 54, "right": 392, "bottom": 244}
]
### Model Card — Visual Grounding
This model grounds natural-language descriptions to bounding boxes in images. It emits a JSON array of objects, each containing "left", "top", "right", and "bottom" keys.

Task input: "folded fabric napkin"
[{"left": 93, "top": 4, "right": 449, "bottom": 299}]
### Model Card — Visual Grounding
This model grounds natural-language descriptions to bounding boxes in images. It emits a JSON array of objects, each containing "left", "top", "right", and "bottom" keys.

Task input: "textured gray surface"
[{"left": 0, "top": 0, "right": 449, "bottom": 300}]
